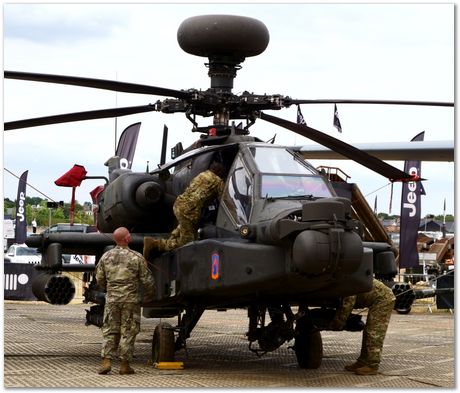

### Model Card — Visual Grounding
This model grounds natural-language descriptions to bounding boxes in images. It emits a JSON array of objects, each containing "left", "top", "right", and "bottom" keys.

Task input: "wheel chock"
[{"left": 153, "top": 362, "right": 184, "bottom": 370}]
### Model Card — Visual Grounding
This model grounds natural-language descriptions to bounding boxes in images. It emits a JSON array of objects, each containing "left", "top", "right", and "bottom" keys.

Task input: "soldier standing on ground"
[
  {"left": 143, "top": 161, "right": 225, "bottom": 257},
  {"left": 329, "top": 278, "right": 395, "bottom": 375},
  {"left": 96, "top": 226, "right": 155, "bottom": 375},
  {"left": 31, "top": 218, "right": 37, "bottom": 234}
]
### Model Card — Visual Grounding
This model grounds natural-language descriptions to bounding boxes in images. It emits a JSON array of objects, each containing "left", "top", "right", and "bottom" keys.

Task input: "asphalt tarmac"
[{"left": 3, "top": 300, "right": 454, "bottom": 388}]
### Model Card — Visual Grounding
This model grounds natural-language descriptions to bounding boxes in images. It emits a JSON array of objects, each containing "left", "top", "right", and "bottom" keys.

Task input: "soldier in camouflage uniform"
[
  {"left": 143, "top": 161, "right": 225, "bottom": 257},
  {"left": 329, "top": 278, "right": 395, "bottom": 375},
  {"left": 96, "top": 227, "right": 155, "bottom": 375}
]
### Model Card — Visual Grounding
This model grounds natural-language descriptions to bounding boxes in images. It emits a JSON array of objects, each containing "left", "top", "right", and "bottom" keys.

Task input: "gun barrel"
[{"left": 414, "top": 287, "right": 454, "bottom": 299}]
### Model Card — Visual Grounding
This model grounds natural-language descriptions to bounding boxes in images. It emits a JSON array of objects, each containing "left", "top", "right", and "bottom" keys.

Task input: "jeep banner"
[
  {"left": 399, "top": 131, "right": 424, "bottom": 268},
  {"left": 15, "top": 170, "right": 28, "bottom": 244},
  {"left": 116, "top": 122, "right": 141, "bottom": 169}
]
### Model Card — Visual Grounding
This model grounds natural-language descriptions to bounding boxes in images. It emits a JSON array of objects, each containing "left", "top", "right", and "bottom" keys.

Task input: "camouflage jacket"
[
  {"left": 96, "top": 246, "right": 155, "bottom": 303},
  {"left": 331, "top": 278, "right": 395, "bottom": 328},
  {"left": 174, "top": 170, "right": 224, "bottom": 218}
]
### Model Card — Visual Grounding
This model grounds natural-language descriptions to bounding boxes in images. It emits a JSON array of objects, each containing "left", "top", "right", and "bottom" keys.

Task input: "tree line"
[
  {"left": 3, "top": 197, "right": 454, "bottom": 228},
  {"left": 377, "top": 212, "right": 454, "bottom": 222},
  {"left": 4, "top": 196, "right": 94, "bottom": 226}
]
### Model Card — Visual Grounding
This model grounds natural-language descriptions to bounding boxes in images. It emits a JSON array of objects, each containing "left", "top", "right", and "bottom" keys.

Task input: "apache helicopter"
[{"left": 5, "top": 15, "right": 454, "bottom": 368}]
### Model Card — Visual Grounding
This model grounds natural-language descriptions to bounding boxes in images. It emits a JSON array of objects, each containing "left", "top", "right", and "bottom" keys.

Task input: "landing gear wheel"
[
  {"left": 294, "top": 329, "right": 323, "bottom": 369},
  {"left": 396, "top": 306, "right": 412, "bottom": 314},
  {"left": 152, "top": 322, "right": 175, "bottom": 363}
]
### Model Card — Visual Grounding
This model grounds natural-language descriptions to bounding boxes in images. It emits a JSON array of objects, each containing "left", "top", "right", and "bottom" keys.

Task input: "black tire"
[
  {"left": 152, "top": 322, "right": 175, "bottom": 363},
  {"left": 396, "top": 307, "right": 412, "bottom": 315},
  {"left": 294, "top": 329, "right": 323, "bottom": 369}
]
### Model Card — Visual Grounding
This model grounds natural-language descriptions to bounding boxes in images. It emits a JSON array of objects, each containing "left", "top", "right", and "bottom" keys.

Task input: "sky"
[{"left": 3, "top": 2, "right": 455, "bottom": 218}]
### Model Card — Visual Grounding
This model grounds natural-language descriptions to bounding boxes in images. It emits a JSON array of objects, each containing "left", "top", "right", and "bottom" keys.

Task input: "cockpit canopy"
[{"left": 220, "top": 144, "right": 334, "bottom": 227}]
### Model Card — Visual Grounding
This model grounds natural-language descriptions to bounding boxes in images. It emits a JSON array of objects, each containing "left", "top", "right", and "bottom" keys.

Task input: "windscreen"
[
  {"left": 251, "top": 147, "right": 333, "bottom": 198},
  {"left": 16, "top": 247, "right": 39, "bottom": 256}
]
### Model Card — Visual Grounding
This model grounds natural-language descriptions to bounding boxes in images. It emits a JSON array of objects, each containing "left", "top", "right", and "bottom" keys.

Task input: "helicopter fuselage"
[
  {"left": 142, "top": 141, "right": 374, "bottom": 313},
  {"left": 27, "top": 139, "right": 379, "bottom": 312}
]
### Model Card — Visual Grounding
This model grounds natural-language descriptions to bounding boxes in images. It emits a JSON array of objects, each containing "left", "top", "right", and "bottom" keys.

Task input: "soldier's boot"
[
  {"left": 143, "top": 237, "right": 161, "bottom": 259},
  {"left": 344, "top": 361, "right": 366, "bottom": 372},
  {"left": 354, "top": 365, "right": 379, "bottom": 375},
  {"left": 97, "top": 358, "right": 111, "bottom": 374},
  {"left": 119, "top": 360, "right": 135, "bottom": 375}
]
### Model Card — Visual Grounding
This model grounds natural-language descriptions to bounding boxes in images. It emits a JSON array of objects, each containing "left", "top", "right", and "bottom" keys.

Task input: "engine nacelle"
[{"left": 96, "top": 172, "right": 176, "bottom": 233}]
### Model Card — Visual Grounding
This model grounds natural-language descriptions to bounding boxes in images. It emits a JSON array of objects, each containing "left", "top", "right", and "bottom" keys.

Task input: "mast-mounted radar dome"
[{"left": 177, "top": 15, "right": 270, "bottom": 91}]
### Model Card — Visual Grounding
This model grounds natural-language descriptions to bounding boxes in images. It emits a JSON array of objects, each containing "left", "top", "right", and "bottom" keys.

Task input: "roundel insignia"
[{"left": 211, "top": 252, "right": 220, "bottom": 280}]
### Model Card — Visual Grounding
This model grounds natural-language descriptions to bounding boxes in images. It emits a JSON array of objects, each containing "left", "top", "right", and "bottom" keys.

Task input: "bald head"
[{"left": 113, "top": 227, "right": 131, "bottom": 246}]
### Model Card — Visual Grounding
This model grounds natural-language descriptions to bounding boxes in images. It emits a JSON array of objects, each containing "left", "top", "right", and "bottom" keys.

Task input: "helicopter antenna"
[{"left": 160, "top": 125, "right": 168, "bottom": 165}]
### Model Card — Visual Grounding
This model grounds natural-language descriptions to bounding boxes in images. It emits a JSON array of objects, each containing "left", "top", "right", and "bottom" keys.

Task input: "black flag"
[
  {"left": 15, "top": 170, "right": 28, "bottom": 244},
  {"left": 420, "top": 182, "right": 426, "bottom": 196},
  {"left": 399, "top": 131, "right": 425, "bottom": 269},
  {"left": 443, "top": 198, "right": 446, "bottom": 222},
  {"left": 116, "top": 122, "right": 141, "bottom": 169},
  {"left": 333, "top": 104, "right": 342, "bottom": 133},
  {"left": 297, "top": 105, "right": 307, "bottom": 125}
]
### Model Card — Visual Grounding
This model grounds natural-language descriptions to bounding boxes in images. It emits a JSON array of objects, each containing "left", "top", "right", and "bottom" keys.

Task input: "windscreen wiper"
[{"left": 267, "top": 194, "right": 315, "bottom": 200}]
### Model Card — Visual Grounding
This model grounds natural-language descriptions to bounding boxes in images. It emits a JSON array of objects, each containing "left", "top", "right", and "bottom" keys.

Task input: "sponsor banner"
[
  {"left": 399, "top": 131, "right": 424, "bottom": 268},
  {"left": 116, "top": 122, "right": 141, "bottom": 169},
  {"left": 4, "top": 263, "right": 40, "bottom": 301},
  {"left": 15, "top": 170, "right": 28, "bottom": 244}
]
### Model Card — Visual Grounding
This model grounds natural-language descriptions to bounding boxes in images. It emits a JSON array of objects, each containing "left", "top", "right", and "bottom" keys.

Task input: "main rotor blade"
[
  {"left": 4, "top": 105, "right": 156, "bottom": 130},
  {"left": 297, "top": 140, "right": 454, "bottom": 162},
  {"left": 259, "top": 112, "right": 412, "bottom": 181},
  {"left": 5, "top": 71, "right": 190, "bottom": 100},
  {"left": 288, "top": 98, "right": 454, "bottom": 107}
]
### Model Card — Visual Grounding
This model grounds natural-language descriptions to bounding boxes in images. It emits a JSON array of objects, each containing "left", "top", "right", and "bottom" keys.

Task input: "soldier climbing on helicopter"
[{"left": 143, "top": 161, "right": 226, "bottom": 257}]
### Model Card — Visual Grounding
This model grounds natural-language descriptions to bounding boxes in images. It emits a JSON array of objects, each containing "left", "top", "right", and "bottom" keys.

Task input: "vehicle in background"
[
  {"left": 42, "top": 223, "right": 97, "bottom": 235},
  {"left": 63, "top": 254, "right": 96, "bottom": 264},
  {"left": 4, "top": 244, "right": 41, "bottom": 264},
  {"left": 41, "top": 223, "right": 97, "bottom": 264},
  {"left": 3, "top": 219, "right": 15, "bottom": 251}
]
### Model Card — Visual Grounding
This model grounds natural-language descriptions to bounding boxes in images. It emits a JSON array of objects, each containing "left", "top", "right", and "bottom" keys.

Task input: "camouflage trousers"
[
  {"left": 355, "top": 284, "right": 395, "bottom": 367},
  {"left": 155, "top": 207, "right": 199, "bottom": 252},
  {"left": 101, "top": 302, "right": 141, "bottom": 361}
]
